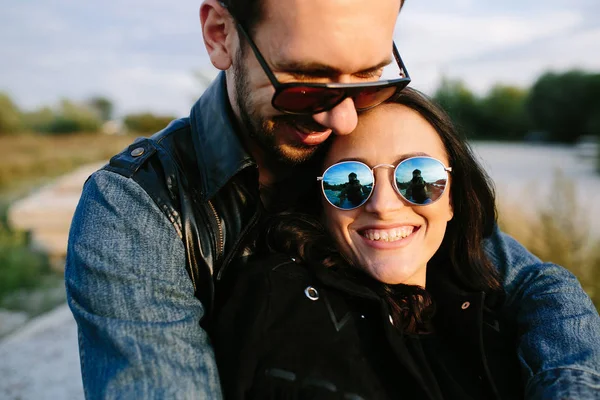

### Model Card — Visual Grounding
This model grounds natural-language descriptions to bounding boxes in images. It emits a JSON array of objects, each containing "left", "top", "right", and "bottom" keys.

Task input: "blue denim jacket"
[
  {"left": 66, "top": 76, "right": 600, "bottom": 399},
  {"left": 484, "top": 227, "right": 600, "bottom": 398}
]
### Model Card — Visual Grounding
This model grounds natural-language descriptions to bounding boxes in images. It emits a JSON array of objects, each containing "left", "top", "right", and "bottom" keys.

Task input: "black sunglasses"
[
  {"left": 318, "top": 157, "right": 452, "bottom": 210},
  {"left": 229, "top": 14, "right": 411, "bottom": 115}
]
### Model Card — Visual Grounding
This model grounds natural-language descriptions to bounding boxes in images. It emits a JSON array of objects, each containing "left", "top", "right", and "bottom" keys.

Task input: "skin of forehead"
[
  {"left": 254, "top": 0, "right": 401, "bottom": 76},
  {"left": 325, "top": 104, "right": 449, "bottom": 167}
]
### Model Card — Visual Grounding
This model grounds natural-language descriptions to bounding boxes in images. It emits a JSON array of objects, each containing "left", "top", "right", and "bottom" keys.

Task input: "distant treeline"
[
  {"left": 433, "top": 70, "right": 600, "bottom": 143},
  {"left": 0, "top": 95, "right": 175, "bottom": 136},
  {"left": 1, "top": 69, "right": 599, "bottom": 142}
]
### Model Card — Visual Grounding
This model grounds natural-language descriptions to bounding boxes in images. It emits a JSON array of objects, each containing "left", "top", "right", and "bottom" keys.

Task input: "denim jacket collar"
[{"left": 190, "top": 72, "right": 256, "bottom": 202}]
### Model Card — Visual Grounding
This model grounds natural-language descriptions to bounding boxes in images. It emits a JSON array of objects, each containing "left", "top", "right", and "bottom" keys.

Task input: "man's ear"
[{"left": 200, "top": 0, "right": 236, "bottom": 70}]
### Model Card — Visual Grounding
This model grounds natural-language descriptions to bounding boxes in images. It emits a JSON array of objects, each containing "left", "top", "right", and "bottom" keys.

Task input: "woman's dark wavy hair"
[{"left": 258, "top": 87, "right": 500, "bottom": 333}]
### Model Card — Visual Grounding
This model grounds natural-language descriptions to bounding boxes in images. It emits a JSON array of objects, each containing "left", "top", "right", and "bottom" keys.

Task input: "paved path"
[
  {"left": 0, "top": 304, "right": 83, "bottom": 400},
  {"left": 8, "top": 162, "right": 105, "bottom": 263}
]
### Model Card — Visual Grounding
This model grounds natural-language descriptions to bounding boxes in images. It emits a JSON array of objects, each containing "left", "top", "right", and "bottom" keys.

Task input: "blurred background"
[{"left": 0, "top": 0, "right": 599, "bottom": 398}]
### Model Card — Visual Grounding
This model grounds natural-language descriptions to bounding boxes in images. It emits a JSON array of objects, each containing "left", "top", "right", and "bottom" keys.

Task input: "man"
[
  {"left": 406, "top": 168, "right": 428, "bottom": 204},
  {"left": 65, "top": 0, "right": 600, "bottom": 398},
  {"left": 338, "top": 172, "right": 369, "bottom": 207}
]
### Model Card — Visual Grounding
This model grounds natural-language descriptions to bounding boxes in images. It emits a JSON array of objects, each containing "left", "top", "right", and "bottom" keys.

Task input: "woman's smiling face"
[{"left": 322, "top": 103, "right": 454, "bottom": 287}]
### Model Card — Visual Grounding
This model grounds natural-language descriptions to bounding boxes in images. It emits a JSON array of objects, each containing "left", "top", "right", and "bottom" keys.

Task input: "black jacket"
[{"left": 211, "top": 253, "right": 524, "bottom": 400}]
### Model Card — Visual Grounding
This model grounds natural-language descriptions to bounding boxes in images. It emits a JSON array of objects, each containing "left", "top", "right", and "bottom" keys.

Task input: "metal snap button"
[
  {"left": 304, "top": 286, "right": 319, "bottom": 301},
  {"left": 461, "top": 301, "right": 471, "bottom": 310},
  {"left": 130, "top": 147, "right": 145, "bottom": 157}
]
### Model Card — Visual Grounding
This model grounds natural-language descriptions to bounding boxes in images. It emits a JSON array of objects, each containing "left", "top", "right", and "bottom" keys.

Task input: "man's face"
[{"left": 229, "top": 0, "right": 401, "bottom": 166}]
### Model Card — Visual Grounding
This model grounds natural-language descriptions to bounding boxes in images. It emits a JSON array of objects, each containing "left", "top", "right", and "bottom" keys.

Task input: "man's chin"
[{"left": 275, "top": 144, "right": 321, "bottom": 166}]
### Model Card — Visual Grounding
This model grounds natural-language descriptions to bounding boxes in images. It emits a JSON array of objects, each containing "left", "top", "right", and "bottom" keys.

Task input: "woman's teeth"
[{"left": 361, "top": 226, "right": 415, "bottom": 242}]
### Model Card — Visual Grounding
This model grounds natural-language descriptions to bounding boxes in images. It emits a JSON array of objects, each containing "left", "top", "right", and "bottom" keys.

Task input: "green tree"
[
  {"left": 22, "top": 100, "right": 102, "bottom": 134},
  {"left": 123, "top": 112, "right": 176, "bottom": 134},
  {"left": 45, "top": 99, "right": 102, "bottom": 134},
  {"left": 480, "top": 85, "right": 531, "bottom": 141},
  {"left": 526, "top": 70, "right": 600, "bottom": 143},
  {"left": 433, "top": 78, "right": 484, "bottom": 139},
  {"left": 0, "top": 93, "right": 23, "bottom": 135},
  {"left": 88, "top": 96, "right": 114, "bottom": 122},
  {"left": 22, "top": 107, "right": 54, "bottom": 132}
]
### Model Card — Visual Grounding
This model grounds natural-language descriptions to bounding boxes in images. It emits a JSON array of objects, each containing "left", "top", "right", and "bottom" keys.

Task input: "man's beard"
[{"left": 232, "top": 49, "right": 324, "bottom": 166}]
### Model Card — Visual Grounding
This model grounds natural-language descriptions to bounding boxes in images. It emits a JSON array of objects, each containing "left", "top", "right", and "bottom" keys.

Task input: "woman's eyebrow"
[{"left": 396, "top": 152, "right": 431, "bottom": 162}]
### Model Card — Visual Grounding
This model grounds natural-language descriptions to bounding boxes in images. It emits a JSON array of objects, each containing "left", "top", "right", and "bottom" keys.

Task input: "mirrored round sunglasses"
[{"left": 317, "top": 156, "right": 452, "bottom": 210}]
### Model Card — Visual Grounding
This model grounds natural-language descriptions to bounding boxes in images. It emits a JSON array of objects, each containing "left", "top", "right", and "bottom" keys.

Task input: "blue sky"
[
  {"left": 1, "top": 0, "right": 599, "bottom": 117},
  {"left": 324, "top": 163, "right": 374, "bottom": 186}
]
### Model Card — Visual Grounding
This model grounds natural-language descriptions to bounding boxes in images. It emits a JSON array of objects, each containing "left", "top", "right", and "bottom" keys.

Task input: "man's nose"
[{"left": 311, "top": 97, "right": 358, "bottom": 136}]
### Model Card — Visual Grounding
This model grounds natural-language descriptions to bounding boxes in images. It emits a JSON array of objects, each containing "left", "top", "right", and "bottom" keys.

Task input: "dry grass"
[
  {"left": 0, "top": 133, "right": 140, "bottom": 195},
  {"left": 498, "top": 170, "right": 600, "bottom": 309}
]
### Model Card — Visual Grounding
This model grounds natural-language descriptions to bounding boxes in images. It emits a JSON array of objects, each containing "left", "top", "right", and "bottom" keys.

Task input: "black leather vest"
[{"left": 103, "top": 118, "right": 263, "bottom": 323}]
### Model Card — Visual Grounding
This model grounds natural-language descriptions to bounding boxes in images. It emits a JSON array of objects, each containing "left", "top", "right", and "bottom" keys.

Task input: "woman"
[{"left": 210, "top": 88, "right": 524, "bottom": 399}]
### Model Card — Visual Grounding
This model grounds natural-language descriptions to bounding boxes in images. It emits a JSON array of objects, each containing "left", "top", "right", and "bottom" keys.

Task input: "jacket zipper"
[
  {"left": 216, "top": 203, "right": 262, "bottom": 281},
  {"left": 207, "top": 199, "right": 224, "bottom": 261}
]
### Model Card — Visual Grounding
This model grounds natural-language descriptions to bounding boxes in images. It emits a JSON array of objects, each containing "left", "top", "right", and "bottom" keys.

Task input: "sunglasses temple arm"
[
  {"left": 233, "top": 21, "right": 282, "bottom": 89},
  {"left": 392, "top": 42, "right": 410, "bottom": 80}
]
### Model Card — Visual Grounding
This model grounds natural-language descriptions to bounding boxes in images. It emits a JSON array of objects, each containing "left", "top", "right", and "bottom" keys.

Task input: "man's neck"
[
  {"left": 254, "top": 150, "right": 296, "bottom": 210},
  {"left": 231, "top": 119, "right": 293, "bottom": 186},
  {"left": 236, "top": 129, "right": 320, "bottom": 211},
  {"left": 230, "top": 121, "right": 293, "bottom": 208}
]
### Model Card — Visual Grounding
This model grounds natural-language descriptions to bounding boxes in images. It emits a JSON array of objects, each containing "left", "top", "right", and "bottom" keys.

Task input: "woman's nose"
[{"left": 364, "top": 170, "right": 405, "bottom": 216}]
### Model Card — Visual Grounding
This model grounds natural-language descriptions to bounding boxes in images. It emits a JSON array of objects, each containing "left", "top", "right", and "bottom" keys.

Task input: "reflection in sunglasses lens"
[
  {"left": 322, "top": 162, "right": 373, "bottom": 209},
  {"left": 322, "top": 158, "right": 449, "bottom": 210},
  {"left": 395, "top": 158, "right": 448, "bottom": 205}
]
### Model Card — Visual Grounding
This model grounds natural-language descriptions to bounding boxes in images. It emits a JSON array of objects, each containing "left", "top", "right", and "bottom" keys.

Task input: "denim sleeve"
[
  {"left": 65, "top": 170, "right": 222, "bottom": 399},
  {"left": 484, "top": 225, "right": 600, "bottom": 399}
]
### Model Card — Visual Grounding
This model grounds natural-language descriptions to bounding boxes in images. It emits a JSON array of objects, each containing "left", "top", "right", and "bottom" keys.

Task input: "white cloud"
[
  {"left": 394, "top": 6, "right": 597, "bottom": 95},
  {"left": 396, "top": 10, "right": 582, "bottom": 63},
  {"left": 104, "top": 67, "right": 201, "bottom": 116}
]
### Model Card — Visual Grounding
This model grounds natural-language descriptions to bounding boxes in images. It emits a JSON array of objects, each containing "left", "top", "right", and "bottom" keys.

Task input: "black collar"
[{"left": 189, "top": 72, "right": 256, "bottom": 201}]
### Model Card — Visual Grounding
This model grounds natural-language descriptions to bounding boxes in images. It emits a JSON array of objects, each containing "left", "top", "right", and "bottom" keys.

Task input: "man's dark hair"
[{"left": 221, "top": 0, "right": 263, "bottom": 34}]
